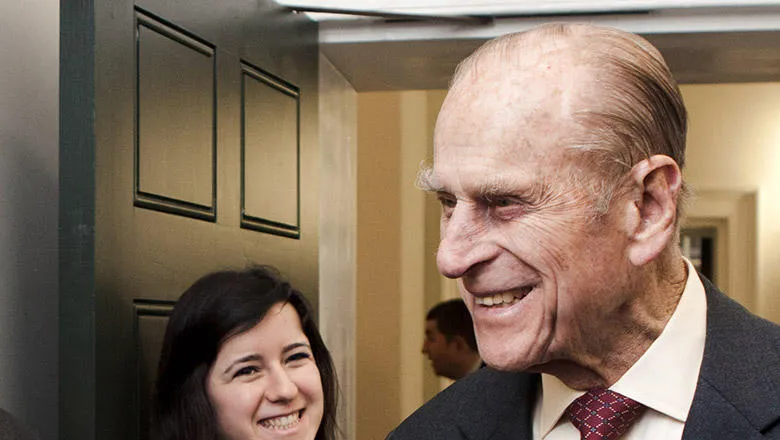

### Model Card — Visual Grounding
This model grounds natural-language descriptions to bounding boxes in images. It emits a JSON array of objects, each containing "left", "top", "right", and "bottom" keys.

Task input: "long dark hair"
[{"left": 152, "top": 266, "right": 338, "bottom": 440}]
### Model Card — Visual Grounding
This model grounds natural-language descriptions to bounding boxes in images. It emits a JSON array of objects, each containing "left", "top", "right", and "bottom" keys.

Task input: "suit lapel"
[
  {"left": 682, "top": 379, "right": 764, "bottom": 440},
  {"left": 683, "top": 276, "right": 780, "bottom": 438},
  {"left": 454, "top": 369, "right": 538, "bottom": 440}
]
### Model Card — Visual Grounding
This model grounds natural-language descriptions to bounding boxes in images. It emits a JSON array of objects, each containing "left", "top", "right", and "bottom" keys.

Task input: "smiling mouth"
[
  {"left": 259, "top": 410, "right": 303, "bottom": 430},
  {"left": 474, "top": 286, "right": 534, "bottom": 307}
]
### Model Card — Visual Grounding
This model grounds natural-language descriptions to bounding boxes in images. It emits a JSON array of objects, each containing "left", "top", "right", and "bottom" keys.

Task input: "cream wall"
[
  {"left": 355, "top": 90, "right": 445, "bottom": 439},
  {"left": 356, "top": 92, "right": 403, "bottom": 440},
  {"left": 353, "top": 83, "right": 780, "bottom": 436},
  {"left": 682, "top": 83, "right": 780, "bottom": 322}
]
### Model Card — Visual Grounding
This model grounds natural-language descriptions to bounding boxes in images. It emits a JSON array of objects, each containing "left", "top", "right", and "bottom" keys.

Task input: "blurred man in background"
[{"left": 422, "top": 299, "right": 481, "bottom": 381}]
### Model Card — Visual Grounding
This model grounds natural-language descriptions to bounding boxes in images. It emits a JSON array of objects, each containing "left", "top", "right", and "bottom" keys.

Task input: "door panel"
[
  {"left": 136, "top": 11, "right": 216, "bottom": 216},
  {"left": 60, "top": 1, "right": 319, "bottom": 439},
  {"left": 133, "top": 300, "right": 174, "bottom": 439},
  {"left": 241, "top": 63, "right": 301, "bottom": 237}
]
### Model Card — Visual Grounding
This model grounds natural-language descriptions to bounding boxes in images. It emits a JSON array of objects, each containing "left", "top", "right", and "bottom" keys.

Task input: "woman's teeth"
[{"left": 260, "top": 411, "right": 301, "bottom": 429}]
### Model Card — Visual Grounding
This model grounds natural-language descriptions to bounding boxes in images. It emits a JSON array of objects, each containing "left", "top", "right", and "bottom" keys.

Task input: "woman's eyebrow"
[
  {"left": 282, "top": 342, "right": 311, "bottom": 354},
  {"left": 222, "top": 342, "right": 311, "bottom": 374},
  {"left": 223, "top": 353, "right": 262, "bottom": 375}
]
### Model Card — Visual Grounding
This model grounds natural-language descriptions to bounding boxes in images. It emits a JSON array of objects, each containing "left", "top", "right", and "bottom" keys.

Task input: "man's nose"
[
  {"left": 436, "top": 206, "right": 494, "bottom": 279},
  {"left": 265, "top": 368, "right": 298, "bottom": 403}
]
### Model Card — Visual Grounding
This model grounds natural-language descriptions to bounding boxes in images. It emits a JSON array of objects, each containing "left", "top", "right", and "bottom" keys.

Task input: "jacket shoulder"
[
  {"left": 387, "top": 368, "right": 537, "bottom": 440},
  {"left": 686, "top": 277, "right": 780, "bottom": 437}
]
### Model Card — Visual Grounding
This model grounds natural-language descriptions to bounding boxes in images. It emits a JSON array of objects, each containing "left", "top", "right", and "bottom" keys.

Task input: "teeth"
[
  {"left": 475, "top": 291, "right": 524, "bottom": 307},
  {"left": 260, "top": 411, "right": 301, "bottom": 429}
]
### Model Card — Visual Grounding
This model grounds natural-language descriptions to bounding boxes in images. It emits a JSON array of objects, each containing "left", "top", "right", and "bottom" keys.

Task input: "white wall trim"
[
  {"left": 318, "top": 53, "right": 358, "bottom": 440},
  {"left": 685, "top": 189, "right": 757, "bottom": 312},
  {"left": 319, "top": 6, "right": 780, "bottom": 43}
]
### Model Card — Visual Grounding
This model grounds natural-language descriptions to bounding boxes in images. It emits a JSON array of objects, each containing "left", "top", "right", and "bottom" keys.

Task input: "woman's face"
[{"left": 206, "top": 302, "right": 324, "bottom": 440}]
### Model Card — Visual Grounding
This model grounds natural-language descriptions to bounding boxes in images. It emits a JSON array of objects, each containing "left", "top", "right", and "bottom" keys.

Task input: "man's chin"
[
  {"left": 479, "top": 343, "right": 550, "bottom": 372},
  {"left": 482, "top": 355, "right": 536, "bottom": 373}
]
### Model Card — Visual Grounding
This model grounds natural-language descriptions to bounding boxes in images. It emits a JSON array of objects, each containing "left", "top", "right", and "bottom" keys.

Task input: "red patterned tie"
[{"left": 565, "top": 388, "right": 646, "bottom": 440}]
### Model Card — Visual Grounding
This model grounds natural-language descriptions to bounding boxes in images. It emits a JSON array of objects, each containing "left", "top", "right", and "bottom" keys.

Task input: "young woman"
[{"left": 153, "top": 267, "right": 338, "bottom": 440}]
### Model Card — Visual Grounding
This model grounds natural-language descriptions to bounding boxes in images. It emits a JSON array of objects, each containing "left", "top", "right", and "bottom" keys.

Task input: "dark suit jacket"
[{"left": 388, "top": 275, "right": 780, "bottom": 439}]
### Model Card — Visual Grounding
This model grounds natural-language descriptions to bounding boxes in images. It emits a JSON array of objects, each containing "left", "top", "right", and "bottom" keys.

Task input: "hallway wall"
[
  {"left": 355, "top": 90, "right": 445, "bottom": 439},
  {"left": 683, "top": 82, "right": 780, "bottom": 323}
]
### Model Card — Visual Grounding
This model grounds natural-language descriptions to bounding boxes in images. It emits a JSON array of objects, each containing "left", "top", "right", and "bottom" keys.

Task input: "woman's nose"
[{"left": 265, "top": 368, "right": 298, "bottom": 403}]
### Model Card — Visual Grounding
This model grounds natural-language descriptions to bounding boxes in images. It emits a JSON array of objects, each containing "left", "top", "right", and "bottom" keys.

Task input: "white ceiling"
[
  {"left": 277, "top": 1, "right": 780, "bottom": 90},
  {"left": 280, "top": 0, "right": 780, "bottom": 18}
]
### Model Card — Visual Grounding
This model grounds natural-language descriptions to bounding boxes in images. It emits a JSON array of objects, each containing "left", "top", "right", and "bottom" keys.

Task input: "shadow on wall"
[
  {"left": 0, "top": 114, "right": 59, "bottom": 440},
  {"left": 0, "top": 2, "right": 59, "bottom": 438}
]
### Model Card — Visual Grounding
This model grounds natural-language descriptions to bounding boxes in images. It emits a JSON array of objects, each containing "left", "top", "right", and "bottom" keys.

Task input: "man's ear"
[
  {"left": 450, "top": 335, "right": 468, "bottom": 352},
  {"left": 625, "top": 155, "right": 682, "bottom": 267}
]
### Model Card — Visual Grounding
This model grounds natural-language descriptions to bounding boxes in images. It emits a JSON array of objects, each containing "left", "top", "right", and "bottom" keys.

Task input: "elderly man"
[{"left": 389, "top": 23, "right": 780, "bottom": 439}]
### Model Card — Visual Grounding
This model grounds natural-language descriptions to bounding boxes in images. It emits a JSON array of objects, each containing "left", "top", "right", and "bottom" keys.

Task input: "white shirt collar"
[{"left": 536, "top": 259, "right": 707, "bottom": 437}]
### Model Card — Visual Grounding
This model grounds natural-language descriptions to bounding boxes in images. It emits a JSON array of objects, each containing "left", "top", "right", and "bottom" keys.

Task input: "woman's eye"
[
  {"left": 234, "top": 366, "right": 259, "bottom": 378},
  {"left": 286, "top": 352, "right": 312, "bottom": 364}
]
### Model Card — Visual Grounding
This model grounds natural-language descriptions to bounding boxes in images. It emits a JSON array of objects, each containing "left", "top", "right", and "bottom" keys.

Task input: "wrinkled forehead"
[
  {"left": 436, "top": 48, "right": 590, "bottom": 150},
  {"left": 459, "top": 34, "right": 580, "bottom": 81},
  {"left": 446, "top": 37, "right": 590, "bottom": 112},
  {"left": 426, "top": 42, "right": 598, "bottom": 193}
]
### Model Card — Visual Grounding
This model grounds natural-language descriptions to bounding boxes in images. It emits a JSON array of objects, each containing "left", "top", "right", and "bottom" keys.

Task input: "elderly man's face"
[{"left": 431, "top": 53, "right": 632, "bottom": 373}]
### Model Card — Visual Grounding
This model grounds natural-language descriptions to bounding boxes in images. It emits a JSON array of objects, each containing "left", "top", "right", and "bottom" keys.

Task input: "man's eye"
[
  {"left": 488, "top": 196, "right": 528, "bottom": 219},
  {"left": 437, "top": 196, "right": 456, "bottom": 208},
  {"left": 437, "top": 194, "right": 457, "bottom": 215}
]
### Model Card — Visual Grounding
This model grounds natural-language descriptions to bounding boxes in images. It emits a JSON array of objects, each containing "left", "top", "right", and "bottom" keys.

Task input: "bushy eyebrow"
[
  {"left": 476, "top": 179, "right": 525, "bottom": 198},
  {"left": 475, "top": 178, "right": 552, "bottom": 206},
  {"left": 417, "top": 161, "right": 552, "bottom": 206},
  {"left": 415, "top": 165, "right": 441, "bottom": 192}
]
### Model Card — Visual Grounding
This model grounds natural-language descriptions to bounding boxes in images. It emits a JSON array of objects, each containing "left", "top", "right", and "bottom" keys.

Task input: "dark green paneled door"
[{"left": 60, "top": 1, "right": 319, "bottom": 438}]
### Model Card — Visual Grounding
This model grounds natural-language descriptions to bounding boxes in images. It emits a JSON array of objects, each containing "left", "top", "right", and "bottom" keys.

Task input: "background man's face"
[
  {"left": 432, "top": 53, "right": 633, "bottom": 372},
  {"left": 422, "top": 319, "right": 457, "bottom": 378}
]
